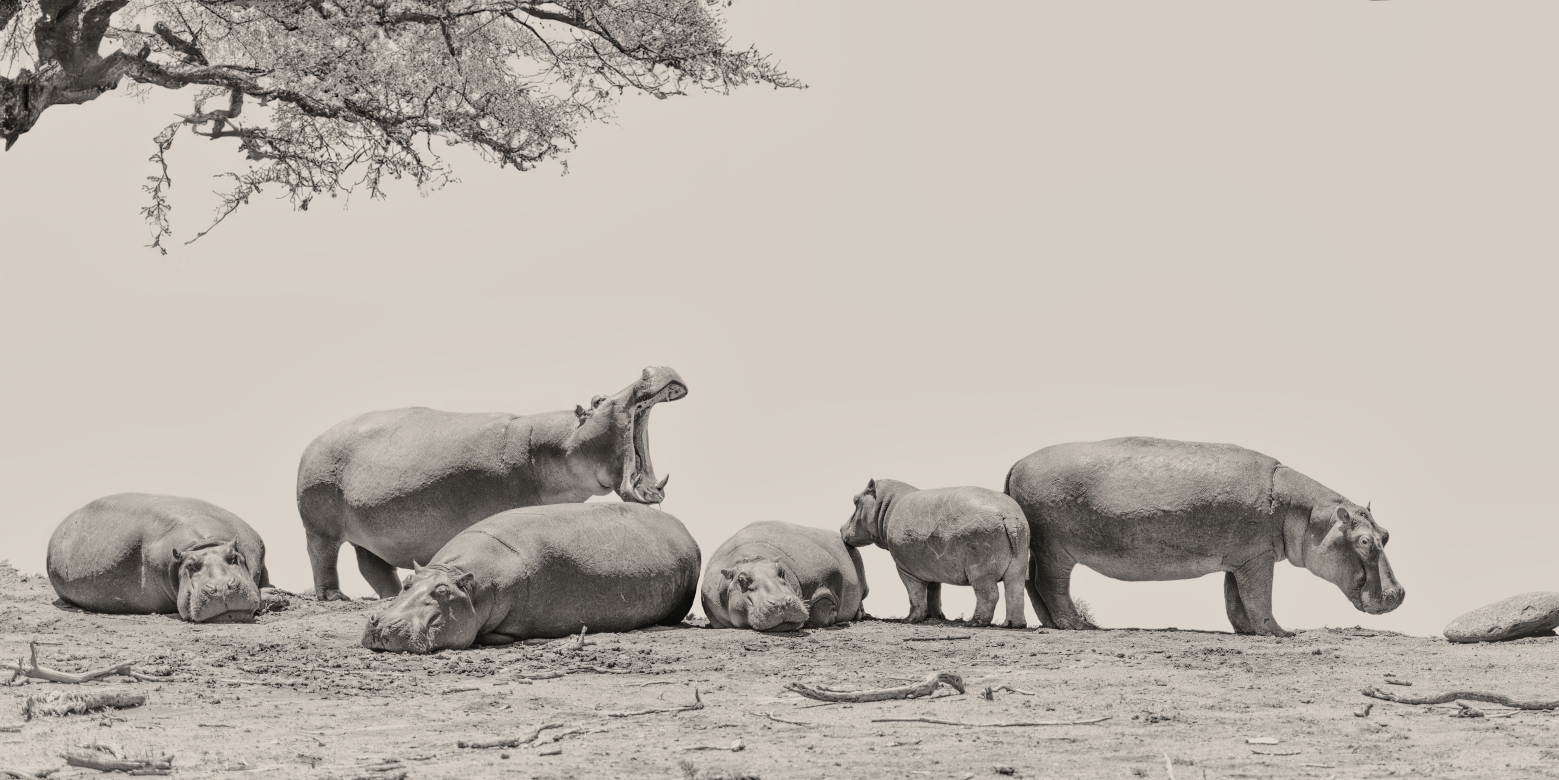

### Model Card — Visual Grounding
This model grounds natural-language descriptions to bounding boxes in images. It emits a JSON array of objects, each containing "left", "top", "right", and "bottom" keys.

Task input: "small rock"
[
  {"left": 259, "top": 588, "right": 291, "bottom": 613},
  {"left": 537, "top": 746, "right": 562, "bottom": 756},
  {"left": 1444, "top": 592, "right": 1559, "bottom": 643},
  {"left": 994, "top": 766, "right": 1016, "bottom": 775}
]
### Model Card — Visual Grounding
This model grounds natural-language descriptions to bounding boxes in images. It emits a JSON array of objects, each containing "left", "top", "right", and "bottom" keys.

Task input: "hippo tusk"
[{"left": 656, "top": 474, "right": 669, "bottom": 492}]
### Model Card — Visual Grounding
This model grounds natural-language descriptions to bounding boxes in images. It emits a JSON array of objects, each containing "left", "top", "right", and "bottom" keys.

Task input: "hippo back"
[
  {"left": 440, "top": 502, "right": 701, "bottom": 638},
  {"left": 1006, "top": 437, "right": 1280, "bottom": 524},
  {"left": 47, "top": 493, "right": 267, "bottom": 614}
]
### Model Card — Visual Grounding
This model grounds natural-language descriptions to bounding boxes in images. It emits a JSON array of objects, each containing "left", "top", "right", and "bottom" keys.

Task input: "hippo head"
[
  {"left": 361, "top": 563, "right": 480, "bottom": 654},
  {"left": 840, "top": 479, "right": 883, "bottom": 547},
  {"left": 571, "top": 366, "right": 687, "bottom": 504},
  {"left": 172, "top": 540, "right": 262, "bottom": 623},
  {"left": 717, "top": 557, "right": 810, "bottom": 632},
  {"left": 1290, "top": 502, "right": 1406, "bottom": 615}
]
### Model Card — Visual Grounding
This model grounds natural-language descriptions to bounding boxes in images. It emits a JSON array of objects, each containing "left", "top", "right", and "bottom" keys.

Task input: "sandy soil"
[{"left": 1, "top": 561, "right": 1555, "bottom": 780}]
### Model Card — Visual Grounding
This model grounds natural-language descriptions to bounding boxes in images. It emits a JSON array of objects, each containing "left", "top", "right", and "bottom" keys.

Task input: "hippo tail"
[{"left": 1001, "top": 513, "right": 1025, "bottom": 557}]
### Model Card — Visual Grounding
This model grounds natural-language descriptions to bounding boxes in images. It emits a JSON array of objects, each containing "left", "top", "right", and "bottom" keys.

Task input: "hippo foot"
[
  {"left": 967, "top": 618, "right": 993, "bottom": 628},
  {"left": 1001, "top": 620, "right": 1028, "bottom": 630},
  {"left": 317, "top": 588, "right": 351, "bottom": 602}
]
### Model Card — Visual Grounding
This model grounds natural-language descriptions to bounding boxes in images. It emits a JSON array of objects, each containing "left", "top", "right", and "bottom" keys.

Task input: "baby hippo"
[
  {"left": 841, "top": 479, "right": 1029, "bottom": 628},
  {"left": 47, "top": 493, "right": 269, "bottom": 623},
  {"left": 701, "top": 521, "right": 868, "bottom": 632}
]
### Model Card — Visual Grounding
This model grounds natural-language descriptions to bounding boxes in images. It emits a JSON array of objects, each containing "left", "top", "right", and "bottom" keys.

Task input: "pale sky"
[{"left": 2, "top": 2, "right": 1555, "bottom": 637}]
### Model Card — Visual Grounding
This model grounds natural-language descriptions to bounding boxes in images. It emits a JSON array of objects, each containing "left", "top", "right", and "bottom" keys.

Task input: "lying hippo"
[
  {"left": 298, "top": 366, "right": 686, "bottom": 601},
  {"left": 361, "top": 503, "right": 700, "bottom": 653},
  {"left": 1005, "top": 437, "right": 1406, "bottom": 636},
  {"left": 47, "top": 493, "right": 269, "bottom": 623},
  {"left": 701, "top": 521, "right": 868, "bottom": 632},
  {"left": 841, "top": 480, "right": 1029, "bottom": 628}
]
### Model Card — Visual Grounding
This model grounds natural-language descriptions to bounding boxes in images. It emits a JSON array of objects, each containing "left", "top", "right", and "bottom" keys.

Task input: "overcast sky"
[{"left": 2, "top": 1, "right": 1555, "bottom": 637}]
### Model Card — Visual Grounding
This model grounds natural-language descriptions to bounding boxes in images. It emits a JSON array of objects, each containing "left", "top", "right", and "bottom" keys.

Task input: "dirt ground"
[{"left": 1, "top": 562, "right": 1555, "bottom": 780}]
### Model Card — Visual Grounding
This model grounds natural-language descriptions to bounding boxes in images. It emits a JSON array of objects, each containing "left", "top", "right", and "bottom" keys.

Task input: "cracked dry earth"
[{"left": 1, "top": 562, "right": 1556, "bottom": 780}]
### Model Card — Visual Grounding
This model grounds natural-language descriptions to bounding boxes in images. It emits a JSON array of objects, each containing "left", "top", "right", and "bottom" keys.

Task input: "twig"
[
  {"left": 870, "top": 716, "right": 1112, "bottom": 727},
  {"left": 568, "top": 666, "right": 629, "bottom": 675},
  {"left": 63, "top": 745, "right": 173, "bottom": 773},
  {"left": 2, "top": 770, "right": 42, "bottom": 779},
  {"left": 1384, "top": 679, "right": 1413, "bottom": 687},
  {"left": 787, "top": 671, "right": 964, "bottom": 703},
  {"left": 635, "top": 681, "right": 675, "bottom": 687},
  {"left": 994, "top": 685, "right": 1036, "bottom": 696},
  {"left": 457, "top": 722, "right": 565, "bottom": 749},
  {"left": 441, "top": 687, "right": 480, "bottom": 695},
  {"left": 682, "top": 739, "right": 744, "bottom": 752},
  {"left": 515, "top": 671, "right": 568, "bottom": 680},
  {"left": 1164, "top": 752, "right": 1175, "bottom": 780},
  {"left": 574, "top": 625, "right": 587, "bottom": 649},
  {"left": 603, "top": 689, "right": 703, "bottom": 717},
  {"left": 0, "top": 725, "right": 20, "bottom": 732},
  {"left": 1361, "top": 687, "right": 1559, "bottom": 710},
  {"left": 902, "top": 635, "right": 972, "bottom": 642},
  {"left": 3, "top": 641, "right": 159, "bottom": 684},
  {"left": 1251, "top": 748, "right": 1301, "bottom": 756},
  {"left": 762, "top": 711, "right": 811, "bottom": 726}
]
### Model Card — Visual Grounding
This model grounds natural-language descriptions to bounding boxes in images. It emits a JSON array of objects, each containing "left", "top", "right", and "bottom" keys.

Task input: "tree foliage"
[{"left": 0, "top": 0, "right": 797, "bottom": 249}]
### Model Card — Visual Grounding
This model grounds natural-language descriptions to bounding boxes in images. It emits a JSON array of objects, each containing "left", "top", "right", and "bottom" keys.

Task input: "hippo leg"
[
  {"left": 1024, "top": 558, "right": 1055, "bottom": 628},
  {"left": 1032, "top": 548, "right": 1092, "bottom": 629},
  {"left": 1001, "top": 572, "right": 1028, "bottom": 629},
  {"left": 925, "top": 583, "right": 947, "bottom": 621},
  {"left": 354, "top": 545, "right": 402, "bottom": 600},
  {"left": 477, "top": 633, "right": 517, "bottom": 647},
  {"left": 305, "top": 531, "right": 351, "bottom": 602},
  {"left": 968, "top": 577, "right": 1000, "bottom": 628},
  {"left": 1223, "top": 572, "right": 1258, "bottom": 634},
  {"left": 898, "top": 569, "right": 932, "bottom": 623},
  {"left": 1228, "top": 556, "right": 1294, "bottom": 637},
  {"left": 805, "top": 588, "right": 839, "bottom": 628}
]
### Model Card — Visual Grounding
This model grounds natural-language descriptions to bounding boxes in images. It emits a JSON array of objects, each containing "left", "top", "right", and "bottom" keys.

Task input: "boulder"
[{"left": 1444, "top": 592, "right": 1559, "bottom": 643}]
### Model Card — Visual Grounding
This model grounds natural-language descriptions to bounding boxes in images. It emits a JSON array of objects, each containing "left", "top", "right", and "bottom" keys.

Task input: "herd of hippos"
[{"left": 37, "top": 366, "right": 1555, "bottom": 652}]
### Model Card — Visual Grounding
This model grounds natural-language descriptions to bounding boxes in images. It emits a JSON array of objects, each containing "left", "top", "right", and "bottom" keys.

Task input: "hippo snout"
[
  {"left": 749, "top": 598, "right": 809, "bottom": 632},
  {"left": 1363, "top": 585, "right": 1406, "bottom": 615}
]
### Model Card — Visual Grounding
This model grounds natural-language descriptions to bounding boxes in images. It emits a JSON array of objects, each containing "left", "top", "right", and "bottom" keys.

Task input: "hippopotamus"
[
  {"left": 701, "top": 521, "right": 868, "bottom": 632},
  {"left": 840, "top": 480, "right": 1029, "bottom": 628},
  {"left": 46, "top": 493, "right": 269, "bottom": 623},
  {"left": 1004, "top": 437, "right": 1406, "bottom": 636},
  {"left": 360, "top": 502, "right": 700, "bottom": 653},
  {"left": 298, "top": 366, "right": 687, "bottom": 601}
]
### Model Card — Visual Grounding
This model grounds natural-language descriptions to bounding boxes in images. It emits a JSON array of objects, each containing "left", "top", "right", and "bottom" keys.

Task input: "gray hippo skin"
[
  {"left": 298, "top": 366, "right": 687, "bottom": 601},
  {"left": 46, "top": 493, "right": 268, "bottom": 623},
  {"left": 841, "top": 480, "right": 1029, "bottom": 628},
  {"left": 701, "top": 521, "right": 868, "bottom": 632},
  {"left": 1004, "top": 437, "right": 1405, "bottom": 636},
  {"left": 361, "top": 502, "right": 700, "bottom": 653}
]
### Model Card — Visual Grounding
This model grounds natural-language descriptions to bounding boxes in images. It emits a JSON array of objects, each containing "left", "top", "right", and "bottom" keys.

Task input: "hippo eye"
[
  {"left": 433, "top": 584, "right": 450, "bottom": 597},
  {"left": 185, "top": 559, "right": 202, "bottom": 572},
  {"left": 736, "top": 574, "right": 753, "bottom": 591}
]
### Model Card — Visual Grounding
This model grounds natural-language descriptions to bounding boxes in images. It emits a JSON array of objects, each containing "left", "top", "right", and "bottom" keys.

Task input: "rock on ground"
[{"left": 1444, "top": 591, "right": 1559, "bottom": 643}]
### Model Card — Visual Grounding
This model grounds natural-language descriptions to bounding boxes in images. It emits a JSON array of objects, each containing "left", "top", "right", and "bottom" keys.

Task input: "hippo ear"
[
  {"left": 171, "top": 547, "right": 184, "bottom": 563},
  {"left": 1335, "top": 506, "right": 1353, "bottom": 526},
  {"left": 412, "top": 560, "right": 426, "bottom": 574},
  {"left": 575, "top": 404, "right": 590, "bottom": 424},
  {"left": 455, "top": 571, "right": 475, "bottom": 593},
  {"left": 865, "top": 479, "right": 877, "bottom": 497},
  {"left": 1366, "top": 501, "right": 1372, "bottom": 514},
  {"left": 720, "top": 568, "right": 735, "bottom": 581}
]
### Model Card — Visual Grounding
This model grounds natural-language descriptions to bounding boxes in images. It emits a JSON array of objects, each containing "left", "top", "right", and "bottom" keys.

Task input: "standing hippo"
[
  {"left": 47, "top": 493, "right": 268, "bottom": 623},
  {"left": 701, "top": 521, "right": 868, "bottom": 632},
  {"left": 298, "top": 366, "right": 686, "bottom": 601},
  {"left": 841, "top": 480, "right": 1029, "bottom": 628},
  {"left": 361, "top": 502, "right": 700, "bottom": 653},
  {"left": 1005, "top": 437, "right": 1406, "bottom": 636}
]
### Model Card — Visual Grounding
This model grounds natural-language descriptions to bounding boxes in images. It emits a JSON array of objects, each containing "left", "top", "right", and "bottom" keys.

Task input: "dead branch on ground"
[
  {"left": 1, "top": 770, "right": 42, "bottom": 779},
  {"left": 458, "top": 721, "right": 566, "bottom": 749},
  {"left": 762, "top": 711, "right": 811, "bottom": 726},
  {"left": 515, "top": 671, "right": 568, "bottom": 680},
  {"left": 3, "top": 641, "right": 162, "bottom": 684},
  {"left": 23, "top": 691, "right": 146, "bottom": 720},
  {"left": 1361, "top": 687, "right": 1559, "bottom": 710},
  {"left": 902, "top": 636, "right": 972, "bottom": 642},
  {"left": 62, "top": 743, "right": 173, "bottom": 774},
  {"left": 682, "top": 739, "right": 744, "bottom": 752},
  {"left": 1163, "top": 752, "right": 1175, "bottom": 780},
  {"left": 1250, "top": 748, "right": 1301, "bottom": 756},
  {"left": 604, "top": 689, "right": 703, "bottom": 717},
  {"left": 870, "top": 715, "right": 1111, "bottom": 727},
  {"left": 786, "top": 671, "right": 965, "bottom": 703},
  {"left": 994, "top": 685, "right": 1036, "bottom": 696}
]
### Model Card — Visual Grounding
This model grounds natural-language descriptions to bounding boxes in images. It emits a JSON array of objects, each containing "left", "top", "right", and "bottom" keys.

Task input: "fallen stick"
[
  {"left": 0, "top": 725, "right": 20, "bottom": 732},
  {"left": 870, "top": 715, "right": 1111, "bottom": 727},
  {"left": 574, "top": 625, "right": 588, "bottom": 649},
  {"left": 1384, "top": 679, "right": 1413, "bottom": 687},
  {"left": 62, "top": 747, "right": 173, "bottom": 773},
  {"left": 535, "top": 726, "right": 586, "bottom": 745},
  {"left": 1361, "top": 687, "right": 1559, "bottom": 710},
  {"left": 787, "top": 671, "right": 964, "bottom": 703},
  {"left": 635, "top": 681, "right": 675, "bottom": 687},
  {"left": 994, "top": 686, "right": 1036, "bottom": 696},
  {"left": 3, "top": 641, "right": 159, "bottom": 684},
  {"left": 1163, "top": 752, "right": 1175, "bottom": 780},
  {"left": 457, "top": 721, "right": 566, "bottom": 749},
  {"left": 440, "top": 687, "right": 481, "bottom": 695},
  {"left": 1251, "top": 748, "right": 1301, "bottom": 756},
  {"left": 603, "top": 689, "right": 703, "bottom": 717},
  {"left": 1, "top": 770, "right": 41, "bottom": 780},
  {"left": 902, "top": 636, "right": 972, "bottom": 642},
  {"left": 568, "top": 666, "right": 630, "bottom": 675},
  {"left": 515, "top": 671, "right": 568, "bottom": 680},
  {"left": 23, "top": 691, "right": 146, "bottom": 720},
  {"left": 762, "top": 711, "right": 812, "bottom": 726}
]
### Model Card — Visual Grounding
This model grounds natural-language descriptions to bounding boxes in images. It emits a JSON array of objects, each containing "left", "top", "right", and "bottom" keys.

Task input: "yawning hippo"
[
  {"left": 701, "top": 521, "right": 868, "bottom": 632},
  {"left": 841, "top": 480, "right": 1029, "bottom": 628},
  {"left": 46, "top": 493, "right": 269, "bottom": 623},
  {"left": 298, "top": 366, "right": 687, "bottom": 601},
  {"left": 1005, "top": 437, "right": 1406, "bottom": 636},
  {"left": 361, "top": 502, "right": 700, "bottom": 653}
]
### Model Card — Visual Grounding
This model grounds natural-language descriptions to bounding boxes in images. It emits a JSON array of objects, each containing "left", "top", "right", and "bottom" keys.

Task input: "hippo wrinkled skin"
[
  {"left": 298, "top": 366, "right": 687, "bottom": 601},
  {"left": 1005, "top": 437, "right": 1405, "bottom": 636},
  {"left": 701, "top": 521, "right": 868, "bottom": 632},
  {"left": 841, "top": 479, "right": 1029, "bottom": 628},
  {"left": 47, "top": 493, "right": 269, "bottom": 623},
  {"left": 362, "top": 503, "right": 700, "bottom": 653}
]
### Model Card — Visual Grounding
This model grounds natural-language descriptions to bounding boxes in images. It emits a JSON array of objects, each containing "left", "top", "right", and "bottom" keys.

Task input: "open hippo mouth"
[{"left": 619, "top": 369, "right": 687, "bottom": 504}]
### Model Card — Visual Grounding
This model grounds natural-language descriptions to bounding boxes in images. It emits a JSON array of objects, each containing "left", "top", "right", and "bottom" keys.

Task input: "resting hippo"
[
  {"left": 46, "top": 493, "right": 268, "bottom": 623},
  {"left": 701, "top": 521, "right": 868, "bottom": 632},
  {"left": 361, "top": 502, "right": 700, "bottom": 653},
  {"left": 1005, "top": 437, "right": 1405, "bottom": 636},
  {"left": 298, "top": 366, "right": 686, "bottom": 601},
  {"left": 841, "top": 480, "right": 1029, "bottom": 628}
]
